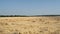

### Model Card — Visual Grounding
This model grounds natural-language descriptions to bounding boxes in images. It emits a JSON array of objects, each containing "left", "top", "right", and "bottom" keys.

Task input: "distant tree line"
[
  {"left": 0, "top": 15, "right": 60, "bottom": 17},
  {"left": 0, "top": 15, "right": 28, "bottom": 17}
]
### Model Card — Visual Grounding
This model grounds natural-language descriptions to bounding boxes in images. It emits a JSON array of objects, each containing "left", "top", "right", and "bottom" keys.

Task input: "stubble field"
[{"left": 0, "top": 16, "right": 60, "bottom": 34}]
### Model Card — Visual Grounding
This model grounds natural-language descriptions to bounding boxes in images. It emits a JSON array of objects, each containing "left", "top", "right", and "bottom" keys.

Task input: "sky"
[{"left": 0, "top": 0, "right": 60, "bottom": 15}]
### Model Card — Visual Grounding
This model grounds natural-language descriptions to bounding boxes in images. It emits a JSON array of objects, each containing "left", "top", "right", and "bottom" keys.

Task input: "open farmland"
[{"left": 0, "top": 16, "right": 60, "bottom": 34}]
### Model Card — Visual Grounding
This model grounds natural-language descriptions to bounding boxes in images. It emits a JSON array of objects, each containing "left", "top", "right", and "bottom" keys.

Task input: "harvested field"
[{"left": 0, "top": 17, "right": 60, "bottom": 34}]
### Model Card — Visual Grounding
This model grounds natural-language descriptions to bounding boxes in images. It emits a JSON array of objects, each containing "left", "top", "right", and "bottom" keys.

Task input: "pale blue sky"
[{"left": 0, "top": 0, "right": 60, "bottom": 15}]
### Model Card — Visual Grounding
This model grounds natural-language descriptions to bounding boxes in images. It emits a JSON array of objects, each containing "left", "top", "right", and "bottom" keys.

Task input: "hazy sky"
[{"left": 0, "top": 0, "right": 60, "bottom": 15}]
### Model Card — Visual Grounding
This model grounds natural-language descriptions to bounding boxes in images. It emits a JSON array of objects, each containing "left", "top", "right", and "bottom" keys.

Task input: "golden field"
[{"left": 0, "top": 17, "right": 60, "bottom": 34}]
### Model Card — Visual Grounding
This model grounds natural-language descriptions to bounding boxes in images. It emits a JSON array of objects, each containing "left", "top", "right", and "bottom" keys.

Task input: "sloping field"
[{"left": 0, "top": 17, "right": 60, "bottom": 34}]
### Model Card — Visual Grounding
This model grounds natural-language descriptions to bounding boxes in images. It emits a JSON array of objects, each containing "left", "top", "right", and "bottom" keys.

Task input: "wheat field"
[{"left": 0, "top": 17, "right": 60, "bottom": 34}]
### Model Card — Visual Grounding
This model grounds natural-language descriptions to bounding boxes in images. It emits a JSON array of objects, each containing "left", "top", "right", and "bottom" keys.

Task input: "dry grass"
[{"left": 0, "top": 17, "right": 60, "bottom": 34}]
